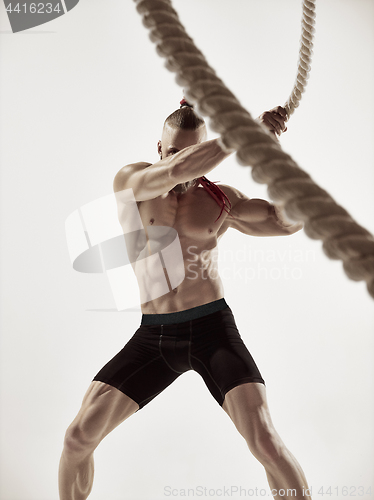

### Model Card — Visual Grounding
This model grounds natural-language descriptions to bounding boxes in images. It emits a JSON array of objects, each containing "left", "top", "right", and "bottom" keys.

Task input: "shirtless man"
[{"left": 59, "top": 102, "right": 311, "bottom": 500}]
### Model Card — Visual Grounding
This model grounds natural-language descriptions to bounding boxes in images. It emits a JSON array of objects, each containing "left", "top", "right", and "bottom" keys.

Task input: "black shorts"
[{"left": 92, "top": 298, "right": 265, "bottom": 411}]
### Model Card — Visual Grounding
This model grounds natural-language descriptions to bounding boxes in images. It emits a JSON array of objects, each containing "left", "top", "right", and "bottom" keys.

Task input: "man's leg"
[
  {"left": 222, "top": 382, "right": 312, "bottom": 500},
  {"left": 59, "top": 315, "right": 187, "bottom": 500},
  {"left": 59, "top": 381, "right": 139, "bottom": 500}
]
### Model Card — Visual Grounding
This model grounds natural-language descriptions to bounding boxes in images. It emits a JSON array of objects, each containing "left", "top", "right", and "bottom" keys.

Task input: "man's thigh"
[
  {"left": 92, "top": 324, "right": 183, "bottom": 410},
  {"left": 221, "top": 382, "right": 277, "bottom": 447},
  {"left": 67, "top": 381, "right": 140, "bottom": 444},
  {"left": 189, "top": 307, "right": 265, "bottom": 407}
]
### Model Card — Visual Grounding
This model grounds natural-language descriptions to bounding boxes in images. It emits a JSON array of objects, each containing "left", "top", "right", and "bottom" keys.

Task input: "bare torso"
[{"left": 128, "top": 183, "right": 232, "bottom": 314}]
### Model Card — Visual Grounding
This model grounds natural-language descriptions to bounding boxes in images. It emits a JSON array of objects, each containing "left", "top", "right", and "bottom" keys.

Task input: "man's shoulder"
[
  {"left": 215, "top": 183, "right": 250, "bottom": 204},
  {"left": 114, "top": 162, "right": 152, "bottom": 182},
  {"left": 118, "top": 161, "right": 152, "bottom": 174},
  {"left": 113, "top": 162, "right": 152, "bottom": 194},
  {"left": 133, "top": 161, "right": 152, "bottom": 167}
]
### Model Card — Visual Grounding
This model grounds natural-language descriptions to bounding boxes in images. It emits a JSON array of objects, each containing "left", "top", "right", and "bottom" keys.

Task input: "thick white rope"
[
  {"left": 133, "top": 0, "right": 374, "bottom": 299},
  {"left": 283, "top": 0, "right": 316, "bottom": 118}
]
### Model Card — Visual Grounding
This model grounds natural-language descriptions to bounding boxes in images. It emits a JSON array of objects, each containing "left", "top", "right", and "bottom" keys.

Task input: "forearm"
[
  {"left": 161, "top": 138, "right": 232, "bottom": 183},
  {"left": 270, "top": 204, "right": 304, "bottom": 234}
]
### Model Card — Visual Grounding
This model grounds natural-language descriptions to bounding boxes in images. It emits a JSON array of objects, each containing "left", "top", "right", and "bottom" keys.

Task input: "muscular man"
[{"left": 59, "top": 101, "right": 311, "bottom": 500}]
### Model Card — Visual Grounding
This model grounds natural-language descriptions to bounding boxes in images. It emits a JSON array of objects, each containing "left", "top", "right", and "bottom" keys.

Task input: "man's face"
[{"left": 157, "top": 123, "right": 207, "bottom": 160}]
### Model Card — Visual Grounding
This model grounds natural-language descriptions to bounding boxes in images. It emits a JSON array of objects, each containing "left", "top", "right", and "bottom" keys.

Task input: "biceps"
[
  {"left": 252, "top": 199, "right": 273, "bottom": 221},
  {"left": 113, "top": 162, "right": 176, "bottom": 202},
  {"left": 133, "top": 164, "right": 175, "bottom": 201},
  {"left": 233, "top": 198, "right": 271, "bottom": 223}
]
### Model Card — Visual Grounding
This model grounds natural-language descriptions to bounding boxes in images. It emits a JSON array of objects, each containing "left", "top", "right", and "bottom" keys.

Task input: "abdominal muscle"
[
  {"left": 129, "top": 186, "right": 230, "bottom": 314},
  {"left": 139, "top": 237, "right": 225, "bottom": 314}
]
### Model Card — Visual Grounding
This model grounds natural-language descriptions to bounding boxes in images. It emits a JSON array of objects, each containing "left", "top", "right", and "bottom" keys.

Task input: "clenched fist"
[{"left": 256, "top": 106, "right": 288, "bottom": 140}]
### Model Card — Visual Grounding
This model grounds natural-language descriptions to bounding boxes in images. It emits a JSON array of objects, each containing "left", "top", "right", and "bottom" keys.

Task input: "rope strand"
[{"left": 284, "top": 0, "right": 316, "bottom": 119}]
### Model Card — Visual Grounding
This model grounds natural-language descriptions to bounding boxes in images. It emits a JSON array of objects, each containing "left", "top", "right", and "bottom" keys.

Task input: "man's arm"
[
  {"left": 113, "top": 138, "right": 232, "bottom": 201},
  {"left": 220, "top": 184, "right": 303, "bottom": 236},
  {"left": 267, "top": 203, "right": 304, "bottom": 235},
  {"left": 232, "top": 198, "right": 303, "bottom": 236}
]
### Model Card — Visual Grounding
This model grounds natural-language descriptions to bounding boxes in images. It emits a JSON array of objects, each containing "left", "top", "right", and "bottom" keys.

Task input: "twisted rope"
[
  {"left": 284, "top": 0, "right": 316, "bottom": 118},
  {"left": 134, "top": 0, "right": 374, "bottom": 299}
]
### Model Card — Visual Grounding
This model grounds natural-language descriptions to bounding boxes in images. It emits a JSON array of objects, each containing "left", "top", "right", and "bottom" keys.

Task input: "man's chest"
[{"left": 136, "top": 187, "right": 228, "bottom": 241}]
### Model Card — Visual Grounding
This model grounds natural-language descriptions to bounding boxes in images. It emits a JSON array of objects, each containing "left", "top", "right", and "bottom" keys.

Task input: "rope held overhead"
[
  {"left": 134, "top": 0, "right": 374, "bottom": 299},
  {"left": 284, "top": 0, "right": 316, "bottom": 118}
]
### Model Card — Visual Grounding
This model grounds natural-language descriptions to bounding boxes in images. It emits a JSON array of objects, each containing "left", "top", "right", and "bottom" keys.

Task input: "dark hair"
[{"left": 164, "top": 99, "right": 205, "bottom": 130}]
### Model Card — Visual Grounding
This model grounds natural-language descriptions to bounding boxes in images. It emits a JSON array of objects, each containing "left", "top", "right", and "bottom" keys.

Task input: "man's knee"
[
  {"left": 63, "top": 423, "right": 99, "bottom": 457},
  {"left": 246, "top": 428, "right": 286, "bottom": 467}
]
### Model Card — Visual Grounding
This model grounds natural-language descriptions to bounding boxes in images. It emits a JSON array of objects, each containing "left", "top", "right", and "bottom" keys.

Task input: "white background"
[{"left": 0, "top": 1, "right": 373, "bottom": 499}]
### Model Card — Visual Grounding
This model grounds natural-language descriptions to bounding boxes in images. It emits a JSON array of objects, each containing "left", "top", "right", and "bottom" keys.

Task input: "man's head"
[{"left": 157, "top": 103, "right": 207, "bottom": 160}]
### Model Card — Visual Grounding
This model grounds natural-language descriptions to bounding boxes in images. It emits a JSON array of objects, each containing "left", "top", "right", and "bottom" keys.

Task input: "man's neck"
[{"left": 170, "top": 178, "right": 199, "bottom": 196}]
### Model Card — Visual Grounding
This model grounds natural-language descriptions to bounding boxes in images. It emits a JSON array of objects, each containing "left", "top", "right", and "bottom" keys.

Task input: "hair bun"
[{"left": 180, "top": 98, "right": 194, "bottom": 109}]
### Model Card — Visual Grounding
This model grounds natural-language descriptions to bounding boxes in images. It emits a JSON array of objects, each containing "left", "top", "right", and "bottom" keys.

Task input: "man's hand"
[{"left": 256, "top": 106, "right": 288, "bottom": 140}]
